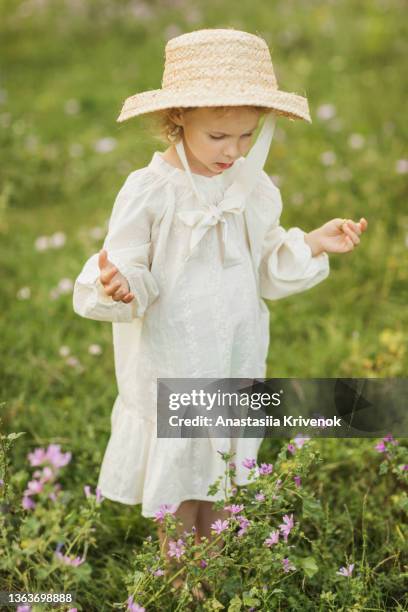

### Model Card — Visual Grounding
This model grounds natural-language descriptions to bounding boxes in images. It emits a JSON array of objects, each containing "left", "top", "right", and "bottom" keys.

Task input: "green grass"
[{"left": 1, "top": 0, "right": 407, "bottom": 609}]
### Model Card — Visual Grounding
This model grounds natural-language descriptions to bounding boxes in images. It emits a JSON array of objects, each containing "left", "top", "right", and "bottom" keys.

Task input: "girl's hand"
[
  {"left": 306, "top": 217, "right": 368, "bottom": 256},
  {"left": 98, "top": 249, "right": 135, "bottom": 303}
]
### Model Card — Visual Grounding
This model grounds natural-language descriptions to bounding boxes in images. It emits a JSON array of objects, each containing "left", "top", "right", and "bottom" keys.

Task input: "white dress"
[{"left": 72, "top": 150, "right": 330, "bottom": 517}]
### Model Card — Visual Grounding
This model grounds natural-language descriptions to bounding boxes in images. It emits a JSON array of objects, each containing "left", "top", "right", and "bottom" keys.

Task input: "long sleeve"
[
  {"left": 73, "top": 170, "right": 161, "bottom": 323},
  {"left": 258, "top": 179, "right": 330, "bottom": 301}
]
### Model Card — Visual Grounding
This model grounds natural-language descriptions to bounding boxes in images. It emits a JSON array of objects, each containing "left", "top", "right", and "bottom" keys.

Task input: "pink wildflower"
[
  {"left": 242, "top": 457, "right": 257, "bottom": 469},
  {"left": 264, "top": 530, "right": 279, "bottom": 547},
  {"left": 255, "top": 492, "right": 265, "bottom": 502},
  {"left": 293, "top": 434, "right": 310, "bottom": 448},
  {"left": 17, "top": 607, "right": 32, "bottom": 612},
  {"left": 287, "top": 444, "right": 296, "bottom": 455},
  {"left": 259, "top": 463, "right": 273, "bottom": 475},
  {"left": 336, "top": 563, "right": 354, "bottom": 577},
  {"left": 22, "top": 496, "right": 36, "bottom": 510},
  {"left": 54, "top": 550, "right": 85, "bottom": 566},
  {"left": 154, "top": 504, "right": 177, "bottom": 523},
  {"left": 27, "top": 444, "right": 71, "bottom": 470},
  {"left": 200, "top": 559, "right": 208, "bottom": 568},
  {"left": 401, "top": 464, "right": 408, "bottom": 471},
  {"left": 224, "top": 503, "right": 244, "bottom": 514},
  {"left": 236, "top": 515, "right": 250, "bottom": 537},
  {"left": 127, "top": 596, "right": 145, "bottom": 612},
  {"left": 167, "top": 538, "right": 186, "bottom": 560},
  {"left": 279, "top": 514, "right": 294, "bottom": 542},
  {"left": 153, "top": 568, "right": 165, "bottom": 576},
  {"left": 375, "top": 441, "right": 386, "bottom": 453},
  {"left": 282, "top": 558, "right": 296, "bottom": 573},
  {"left": 26, "top": 479, "right": 44, "bottom": 495},
  {"left": 84, "top": 485, "right": 92, "bottom": 498},
  {"left": 294, "top": 476, "right": 302, "bottom": 488},
  {"left": 383, "top": 433, "right": 398, "bottom": 445},
  {"left": 211, "top": 519, "right": 229, "bottom": 534}
]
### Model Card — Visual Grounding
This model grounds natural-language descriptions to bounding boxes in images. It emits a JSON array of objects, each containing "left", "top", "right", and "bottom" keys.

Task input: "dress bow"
[{"left": 177, "top": 194, "right": 246, "bottom": 268}]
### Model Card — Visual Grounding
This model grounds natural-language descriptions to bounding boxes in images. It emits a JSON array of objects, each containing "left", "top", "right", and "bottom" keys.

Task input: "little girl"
[{"left": 73, "top": 28, "right": 367, "bottom": 598}]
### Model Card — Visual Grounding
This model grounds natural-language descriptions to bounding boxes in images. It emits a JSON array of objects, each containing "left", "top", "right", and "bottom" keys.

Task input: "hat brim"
[{"left": 116, "top": 88, "right": 312, "bottom": 124}]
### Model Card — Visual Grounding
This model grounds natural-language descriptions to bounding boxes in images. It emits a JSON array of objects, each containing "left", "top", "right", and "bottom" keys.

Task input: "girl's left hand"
[{"left": 314, "top": 217, "right": 368, "bottom": 254}]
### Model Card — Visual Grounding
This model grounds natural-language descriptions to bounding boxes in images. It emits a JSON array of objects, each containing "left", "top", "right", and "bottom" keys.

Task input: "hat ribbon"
[{"left": 175, "top": 113, "right": 276, "bottom": 268}]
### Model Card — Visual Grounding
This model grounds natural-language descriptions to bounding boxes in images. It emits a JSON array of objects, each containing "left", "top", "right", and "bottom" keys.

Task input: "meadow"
[{"left": 1, "top": 0, "right": 407, "bottom": 610}]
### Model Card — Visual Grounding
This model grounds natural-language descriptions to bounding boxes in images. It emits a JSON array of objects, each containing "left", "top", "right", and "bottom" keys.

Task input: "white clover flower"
[
  {"left": 320, "top": 151, "right": 337, "bottom": 166},
  {"left": 64, "top": 99, "right": 80, "bottom": 115},
  {"left": 93, "top": 137, "right": 117, "bottom": 153},
  {"left": 316, "top": 103, "right": 336, "bottom": 121},
  {"left": 57, "top": 278, "right": 73, "bottom": 293},
  {"left": 49, "top": 232, "right": 66, "bottom": 248},
  {"left": 88, "top": 344, "right": 102, "bottom": 355},
  {"left": 396, "top": 159, "right": 408, "bottom": 174},
  {"left": 35, "top": 236, "right": 51, "bottom": 251},
  {"left": 348, "top": 133, "right": 365, "bottom": 149},
  {"left": 17, "top": 287, "right": 31, "bottom": 300},
  {"left": 59, "top": 345, "right": 71, "bottom": 357}
]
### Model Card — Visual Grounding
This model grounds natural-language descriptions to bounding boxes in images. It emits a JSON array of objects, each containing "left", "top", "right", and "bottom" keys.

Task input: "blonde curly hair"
[{"left": 144, "top": 105, "right": 271, "bottom": 146}]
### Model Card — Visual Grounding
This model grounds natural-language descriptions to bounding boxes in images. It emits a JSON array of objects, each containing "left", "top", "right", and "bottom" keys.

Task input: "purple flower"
[
  {"left": 294, "top": 476, "right": 302, "bottom": 488},
  {"left": 242, "top": 457, "right": 257, "bottom": 469},
  {"left": 282, "top": 558, "right": 296, "bottom": 573},
  {"left": 279, "top": 514, "right": 294, "bottom": 542},
  {"left": 0, "top": 478, "right": 4, "bottom": 487},
  {"left": 17, "top": 607, "right": 32, "bottom": 612},
  {"left": 375, "top": 441, "right": 386, "bottom": 453},
  {"left": 336, "top": 563, "right": 354, "bottom": 577},
  {"left": 22, "top": 496, "right": 36, "bottom": 510},
  {"left": 153, "top": 568, "right": 165, "bottom": 576},
  {"left": 236, "top": 515, "right": 250, "bottom": 537},
  {"left": 224, "top": 504, "right": 244, "bottom": 514},
  {"left": 400, "top": 464, "right": 408, "bottom": 471},
  {"left": 293, "top": 434, "right": 310, "bottom": 448},
  {"left": 264, "top": 530, "right": 279, "bottom": 547},
  {"left": 27, "top": 444, "right": 71, "bottom": 470},
  {"left": 383, "top": 433, "right": 398, "bottom": 445},
  {"left": 200, "top": 559, "right": 208, "bottom": 568},
  {"left": 84, "top": 485, "right": 104, "bottom": 504},
  {"left": 167, "top": 538, "right": 186, "bottom": 560},
  {"left": 127, "top": 596, "right": 145, "bottom": 612},
  {"left": 211, "top": 519, "right": 229, "bottom": 534},
  {"left": 84, "top": 485, "right": 91, "bottom": 498},
  {"left": 26, "top": 479, "right": 44, "bottom": 495},
  {"left": 259, "top": 463, "right": 273, "bottom": 475},
  {"left": 255, "top": 492, "right": 265, "bottom": 502},
  {"left": 287, "top": 444, "right": 296, "bottom": 455},
  {"left": 154, "top": 504, "right": 177, "bottom": 523},
  {"left": 54, "top": 550, "right": 85, "bottom": 567}
]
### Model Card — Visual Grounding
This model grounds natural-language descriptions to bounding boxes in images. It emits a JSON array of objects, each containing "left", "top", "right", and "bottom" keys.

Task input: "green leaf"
[
  {"left": 242, "top": 592, "right": 260, "bottom": 606},
  {"left": 298, "top": 556, "right": 319, "bottom": 578},
  {"left": 227, "top": 595, "right": 242, "bottom": 612}
]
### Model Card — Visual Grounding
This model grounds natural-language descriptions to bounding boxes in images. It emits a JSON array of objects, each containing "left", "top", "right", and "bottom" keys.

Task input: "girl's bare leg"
[
  {"left": 195, "top": 501, "right": 230, "bottom": 593},
  {"left": 156, "top": 500, "right": 205, "bottom": 600}
]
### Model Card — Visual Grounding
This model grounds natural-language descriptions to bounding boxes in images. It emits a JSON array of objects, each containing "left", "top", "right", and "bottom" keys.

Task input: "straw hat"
[{"left": 116, "top": 28, "right": 311, "bottom": 124}]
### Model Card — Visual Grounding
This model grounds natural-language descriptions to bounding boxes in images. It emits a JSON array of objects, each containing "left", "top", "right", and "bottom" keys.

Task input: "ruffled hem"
[{"left": 96, "top": 395, "right": 264, "bottom": 518}]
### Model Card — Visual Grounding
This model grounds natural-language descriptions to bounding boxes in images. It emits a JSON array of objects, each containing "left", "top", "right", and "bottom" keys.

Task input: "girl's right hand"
[{"left": 98, "top": 249, "right": 135, "bottom": 303}]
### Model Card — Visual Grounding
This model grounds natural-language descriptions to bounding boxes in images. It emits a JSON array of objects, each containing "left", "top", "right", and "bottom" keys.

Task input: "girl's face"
[{"left": 172, "top": 107, "right": 263, "bottom": 177}]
